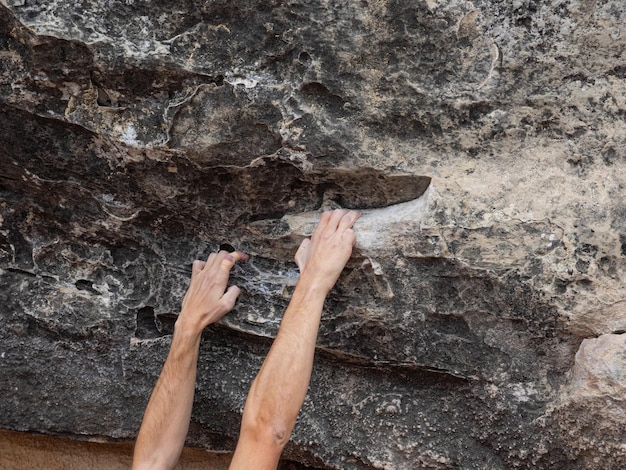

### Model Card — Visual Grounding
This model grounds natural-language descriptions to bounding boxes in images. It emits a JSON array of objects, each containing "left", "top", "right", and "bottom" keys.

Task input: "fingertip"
[
  {"left": 219, "top": 248, "right": 250, "bottom": 272},
  {"left": 320, "top": 210, "right": 333, "bottom": 225},
  {"left": 338, "top": 210, "right": 360, "bottom": 230},
  {"left": 192, "top": 259, "right": 205, "bottom": 275},
  {"left": 206, "top": 252, "right": 218, "bottom": 266}
]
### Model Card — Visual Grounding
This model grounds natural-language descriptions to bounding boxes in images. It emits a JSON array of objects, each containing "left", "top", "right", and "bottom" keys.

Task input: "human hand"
[
  {"left": 178, "top": 250, "right": 249, "bottom": 336},
  {"left": 295, "top": 209, "right": 360, "bottom": 294}
]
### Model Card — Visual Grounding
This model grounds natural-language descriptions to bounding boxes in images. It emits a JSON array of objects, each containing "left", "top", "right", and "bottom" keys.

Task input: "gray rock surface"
[{"left": 1, "top": 0, "right": 625, "bottom": 468}]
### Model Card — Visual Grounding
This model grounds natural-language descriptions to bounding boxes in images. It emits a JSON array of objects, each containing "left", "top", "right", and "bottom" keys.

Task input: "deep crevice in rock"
[
  {"left": 74, "top": 279, "right": 100, "bottom": 295},
  {"left": 134, "top": 306, "right": 160, "bottom": 340}
]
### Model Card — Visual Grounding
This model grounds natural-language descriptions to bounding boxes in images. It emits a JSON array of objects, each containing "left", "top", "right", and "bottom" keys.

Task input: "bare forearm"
[
  {"left": 133, "top": 326, "right": 201, "bottom": 470},
  {"left": 242, "top": 281, "right": 327, "bottom": 443},
  {"left": 231, "top": 210, "right": 359, "bottom": 469}
]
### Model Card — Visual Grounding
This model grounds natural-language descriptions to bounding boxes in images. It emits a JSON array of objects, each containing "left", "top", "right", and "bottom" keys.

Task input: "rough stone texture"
[
  {"left": 0, "top": 0, "right": 625, "bottom": 468},
  {"left": 552, "top": 334, "right": 626, "bottom": 468}
]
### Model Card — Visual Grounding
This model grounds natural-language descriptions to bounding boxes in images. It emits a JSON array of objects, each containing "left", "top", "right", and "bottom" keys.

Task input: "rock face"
[{"left": 1, "top": 0, "right": 625, "bottom": 468}]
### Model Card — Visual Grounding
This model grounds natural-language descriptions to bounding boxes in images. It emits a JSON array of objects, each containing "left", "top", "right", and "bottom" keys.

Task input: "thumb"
[{"left": 295, "top": 238, "right": 311, "bottom": 270}]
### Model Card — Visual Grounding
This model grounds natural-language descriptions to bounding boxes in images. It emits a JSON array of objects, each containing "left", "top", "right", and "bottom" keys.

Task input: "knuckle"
[
  {"left": 220, "top": 297, "right": 234, "bottom": 310},
  {"left": 192, "top": 260, "right": 204, "bottom": 271}
]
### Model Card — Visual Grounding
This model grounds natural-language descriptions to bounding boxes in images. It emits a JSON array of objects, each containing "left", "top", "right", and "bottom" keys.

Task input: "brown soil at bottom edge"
[{"left": 0, "top": 429, "right": 327, "bottom": 470}]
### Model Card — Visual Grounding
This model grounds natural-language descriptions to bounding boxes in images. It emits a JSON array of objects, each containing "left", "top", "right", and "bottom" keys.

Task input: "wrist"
[
  {"left": 167, "top": 320, "right": 202, "bottom": 370},
  {"left": 294, "top": 273, "right": 332, "bottom": 299},
  {"left": 174, "top": 315, "right": 203, "bottom": 343}
]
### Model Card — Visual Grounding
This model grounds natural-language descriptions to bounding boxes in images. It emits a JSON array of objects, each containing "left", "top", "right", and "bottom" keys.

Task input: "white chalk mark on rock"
[{"left": 282, "top": 185, "right": 432, "bottom": 256}]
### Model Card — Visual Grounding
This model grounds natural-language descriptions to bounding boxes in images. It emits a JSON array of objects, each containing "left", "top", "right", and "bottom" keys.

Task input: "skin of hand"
[
  {"left": 133, "top": 249, "right": 247, "bottom": 470},
  {"left": 178, "top": 250, "right": 249, "bottom": 336},
  {"left": 295, "top": 209, "right": 360, "bottom": 293},
  {"left": 230, "top": 209, "right": 360, "bottom": 470}
]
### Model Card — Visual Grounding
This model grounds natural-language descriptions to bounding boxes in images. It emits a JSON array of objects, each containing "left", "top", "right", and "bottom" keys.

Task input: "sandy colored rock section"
[
  {"left": 0, "top": 429, "right": 231, "bottom": 470},
  {"left": 552, "top": 333, "right": 626, "bottom": 466}
]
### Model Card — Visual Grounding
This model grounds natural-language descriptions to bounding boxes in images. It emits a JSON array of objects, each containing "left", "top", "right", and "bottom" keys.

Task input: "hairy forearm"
[
  {"left": 231, "top": 210, "right": 358, "bottom": 469},
  {"left": 241, "top": 280, "right": 327, "bottom": 444},
  {"left": 133, "top": 326, "right": 201, "bottom": 470}
]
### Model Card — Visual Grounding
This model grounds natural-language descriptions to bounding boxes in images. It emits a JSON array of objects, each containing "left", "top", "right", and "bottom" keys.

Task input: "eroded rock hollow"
[{"left": 1, "top": 0, "right": 626, "bottom": 468}]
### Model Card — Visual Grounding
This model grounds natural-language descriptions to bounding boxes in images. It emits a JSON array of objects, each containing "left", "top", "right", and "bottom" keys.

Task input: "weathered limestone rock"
[
  {"left": 1, "top": 0, "right": 625, "bottom": 468},
  {"left": 553, "top": 333, "right": 626, "bottom": 467}
]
